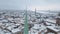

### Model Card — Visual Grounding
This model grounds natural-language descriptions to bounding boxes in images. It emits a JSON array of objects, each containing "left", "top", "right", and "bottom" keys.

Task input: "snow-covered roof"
[
  {"left": 0, "top": 28, "right": 12, "bottom": 34},
  {"left": 47, "top": 26, "right": 59, "bottom": 32},
  {"left": 45, "top": 19, "right": 56, "bottom": 24},
  {"left": 32, "top": 24, "right": 41, "bottom": 29},
  {"left": 29, "top": 24, "right": 46, "bottom": 34},
  {"left": 8, "top": 18, "right": 14, "bottom": 21},
  {"left": 45, "top": 22, "right": 51, "bottom": 25},
  {"left": 56, "top": 16, "right": 60, "bottom": 18},
  {"left": 2, "top": 19, "right": 8, "bottom": 22},
  {"left": 47, "top": 33, "right": 54, "bottom": 34},
  {"left": 12, "top": 28, "right": 21, "bottom": 34}
]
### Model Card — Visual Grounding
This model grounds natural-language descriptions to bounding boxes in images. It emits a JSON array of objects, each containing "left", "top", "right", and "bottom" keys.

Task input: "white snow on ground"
[{"left": 0, "top": 10, "right": 60, "bottom": 34}]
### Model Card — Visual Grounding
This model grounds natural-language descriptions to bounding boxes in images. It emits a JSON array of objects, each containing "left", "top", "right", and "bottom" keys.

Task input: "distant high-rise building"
[{"left": 35, "top": 8, "right": 36, "bottom": 16}]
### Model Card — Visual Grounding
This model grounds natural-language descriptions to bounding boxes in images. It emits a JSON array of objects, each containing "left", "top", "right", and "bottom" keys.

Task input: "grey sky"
[{"left": 0, "top": 0, "right": 60, "bottom": 10}]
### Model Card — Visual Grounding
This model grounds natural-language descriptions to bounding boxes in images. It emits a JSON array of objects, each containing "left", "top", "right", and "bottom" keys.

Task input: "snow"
[
  {"left": 0, "top": 10, "right": 60, "bottom": 34},
  {"left": 12, "top": 28, "right": 21, "bottom": 33},
  {"left": 56, "top": 16, "right": 60, "bottom": 18},
  {"left": 47, "top": 33, "right": 54, "bottom": 34},
  {"left": 46, "top": 19, "right": 56, "bottom": 24},
  {"left": 32, "top": 24, "right": 40, "bottom": 29},
  {"left": 29, "top": 24, "right": 46, "bottom": 34},
  {"left": 45, "top": 22, "right": 51, "bottom": 25},
  {"left": 2, "top": 19, "right": 8, "bottom": 23},
  {"left": 47, "top": 26, "right": 59, "bottom": 32}
]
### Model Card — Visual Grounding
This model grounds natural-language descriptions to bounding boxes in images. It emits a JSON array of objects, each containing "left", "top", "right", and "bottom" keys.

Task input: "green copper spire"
[{"left": 24, "top": 9, "right": 28, "bottom": 34}]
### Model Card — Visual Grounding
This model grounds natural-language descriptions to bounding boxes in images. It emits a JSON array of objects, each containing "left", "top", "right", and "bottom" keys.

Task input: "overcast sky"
[{"left": 0, "top": 0, "right": 60, "bottom": 10}]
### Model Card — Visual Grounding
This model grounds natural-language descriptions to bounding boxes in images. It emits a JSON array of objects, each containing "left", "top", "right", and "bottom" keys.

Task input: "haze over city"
[{"left": 0, "top": 0, "right": 60, "bottom": 10}]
